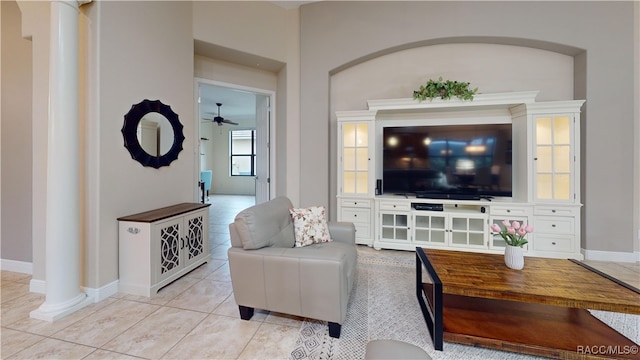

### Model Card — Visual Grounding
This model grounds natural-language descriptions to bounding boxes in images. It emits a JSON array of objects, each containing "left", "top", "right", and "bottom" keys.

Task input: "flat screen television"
[{"left": 382, "top": 124, "right": 512, "bottom": 200}]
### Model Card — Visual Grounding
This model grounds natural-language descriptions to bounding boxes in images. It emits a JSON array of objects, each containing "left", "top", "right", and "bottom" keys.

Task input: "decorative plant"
[
  {"left": 491, "top": 220, "right": 533, "bottom": 247},
  {"left": 413, "top": 77, "right": 478, "bottom": 102}
]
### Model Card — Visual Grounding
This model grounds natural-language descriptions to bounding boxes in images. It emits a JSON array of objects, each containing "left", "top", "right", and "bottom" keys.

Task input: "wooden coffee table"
[{"left": 416, "top": 248, "right": 640, "bottom": 359}]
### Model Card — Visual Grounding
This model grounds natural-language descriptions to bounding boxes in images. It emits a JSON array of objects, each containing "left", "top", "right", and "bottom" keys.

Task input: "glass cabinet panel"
[
  {"left": 380, "top": 213, "right": 409, "bottom": 242},
  {"left": 535, "top": 115, "right": 573, "bottom": 201},
  {"left": 341, "top": 122, "right": 370, "bottom": 195}
]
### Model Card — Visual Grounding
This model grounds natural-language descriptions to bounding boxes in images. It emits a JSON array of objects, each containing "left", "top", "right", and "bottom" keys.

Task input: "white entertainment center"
[{"left": 336, "top": 92, "right": 585, "bottom": 259}]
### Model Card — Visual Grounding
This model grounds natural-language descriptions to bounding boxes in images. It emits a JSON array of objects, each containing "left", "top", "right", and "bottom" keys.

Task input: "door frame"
[{"left": 193, "top": 77, "right": 276, "bottom": 203}]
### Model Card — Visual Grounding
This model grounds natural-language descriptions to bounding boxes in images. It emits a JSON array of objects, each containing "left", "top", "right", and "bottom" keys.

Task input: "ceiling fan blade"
[{"left": 222, "top": 119, "right": 239, "bottom": 125}]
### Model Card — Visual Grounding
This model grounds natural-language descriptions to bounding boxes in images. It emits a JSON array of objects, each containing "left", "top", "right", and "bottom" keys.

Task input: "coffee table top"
[{"left": 422, "top": 248, "right": 640, "bottom": 314}]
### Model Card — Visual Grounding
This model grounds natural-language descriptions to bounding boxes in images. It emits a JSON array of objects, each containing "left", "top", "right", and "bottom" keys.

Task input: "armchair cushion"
[
  {"left": 234, "top": 196, "right": 295, "bottom": 250},
  {"left": 290, "top": 206, "right": 332, "bottom": 247}
]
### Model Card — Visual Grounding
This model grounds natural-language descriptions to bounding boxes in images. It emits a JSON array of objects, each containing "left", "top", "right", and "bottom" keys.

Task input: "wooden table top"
[
  {"left": 117, "top": 203, "right": 210, "bottom": 223},
  {"left": 423, "top": 248, "right": 640, "bottom": 314}
]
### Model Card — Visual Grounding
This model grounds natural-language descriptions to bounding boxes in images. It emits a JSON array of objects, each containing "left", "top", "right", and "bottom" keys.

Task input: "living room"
[{"left": 1, "top": 0, "right": 639, "bottom": 358}]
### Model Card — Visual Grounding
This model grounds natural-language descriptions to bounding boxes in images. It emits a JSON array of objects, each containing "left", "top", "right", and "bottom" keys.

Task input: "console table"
[
  {"left": 416, "top": 248, "right": 640, "bottom": 359},
  {"left": 118, "top": 203, "right": 211, "bottom": 297}
]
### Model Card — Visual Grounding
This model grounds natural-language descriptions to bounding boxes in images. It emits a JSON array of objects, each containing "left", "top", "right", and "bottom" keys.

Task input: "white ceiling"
[{"left": 199, "top": 84, "right": 259, "bottom": 128}]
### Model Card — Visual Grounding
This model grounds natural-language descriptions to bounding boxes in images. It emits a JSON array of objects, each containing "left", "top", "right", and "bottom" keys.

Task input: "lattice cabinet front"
[{"left": 118, "top": 203, "right": 210, "bottom": 297}]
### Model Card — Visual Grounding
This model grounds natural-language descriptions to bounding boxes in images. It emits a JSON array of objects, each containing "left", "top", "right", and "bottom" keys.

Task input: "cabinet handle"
[
  {"left": 552, "top": 210, "right": 556, "bottom": 213},
  {"left": 552, "top": 224, "right": 556, "bottom": 227},
  {"left": 354, "top": 202, "right": 358, "bottom": 205},
  {"left": 552, "top": 242, "right": 557, "bottom": 245},
  {"left": 180, "top": 237, "right": 185, "bottom": 249},
  {"left": 354, "top": 214, "right": 358, "bottom": 218},
  {"left": 506, "top": 209, "right": 511, "bottom": 213},
  {"left": 534, "top": 157, "right": 538, "bottom": 160}
]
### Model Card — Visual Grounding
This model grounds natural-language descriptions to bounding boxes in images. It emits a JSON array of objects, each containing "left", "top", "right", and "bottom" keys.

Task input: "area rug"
[{"left": 289, "top": 248, "right": 640, "bottom": 360}]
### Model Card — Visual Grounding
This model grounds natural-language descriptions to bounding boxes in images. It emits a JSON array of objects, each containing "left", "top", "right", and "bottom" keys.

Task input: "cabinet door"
[
  {"left": 534, "top": 115, "right": 573, "bottom": 202},
  {"left": 154, "top": 217, "right": 183, "bottom": 283},
  {"left": 413, "top": 213, "right": 447, "bottom": 246},
  {"left": 449, "top": 214, "right": 487, "bottom": 248},
  {"left": 341, "top": 122, "right": 370, "bottom": 195},
  {"left": 489, "top": 216, "right": 530, "bottom": 251},
  {"left": 379, "top": 212, "right": 409, "bottom": 242},
  {"left": 183, "top": 209, "right": 208, "bottom": 267}
]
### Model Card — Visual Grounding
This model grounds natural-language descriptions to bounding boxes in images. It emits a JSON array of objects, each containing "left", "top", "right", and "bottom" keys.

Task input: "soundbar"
[{"left": 412, "top": 203, "right": 444, "bottom": 211}]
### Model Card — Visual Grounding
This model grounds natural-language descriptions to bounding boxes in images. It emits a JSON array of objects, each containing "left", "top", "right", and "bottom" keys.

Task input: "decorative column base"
[{"left": 30, "top": 292, "right": 93, "bottom": 322}]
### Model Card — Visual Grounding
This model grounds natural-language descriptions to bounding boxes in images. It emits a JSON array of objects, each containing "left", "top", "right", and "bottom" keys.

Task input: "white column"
[{"left": 30, "top": 0, "right": 92, "bottom": 322}]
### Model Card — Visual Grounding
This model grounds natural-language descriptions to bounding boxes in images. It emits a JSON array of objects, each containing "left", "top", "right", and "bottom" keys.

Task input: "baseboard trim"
[
  {"left": 30, "top": 279, "right": 45, "bottom": 294},
  {"left": 30, "top": 279, "right": 119, "bottom": 302},
  {"left": 84, "top": 280, "right": 119, "bottom": 302},
  {"left": 582, "top": 249, "right": 639, "bottom": 263},
  {"left": 1, "top": 259, "right": 33, "bottom": 274}
]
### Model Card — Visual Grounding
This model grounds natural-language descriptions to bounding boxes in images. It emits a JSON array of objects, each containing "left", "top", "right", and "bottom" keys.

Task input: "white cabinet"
[
  {"left": 337, "top": 111, "right": 376, "bottom": 245},
  {"left": 532, "top": 205, "right": 580, "bottom": 257},
  {"left": 512, "top": 100, "right": 584, "bottom": 204},
  {"left": 118, "top": 203, "right": 210, "bottom": 297},
  {"left": 534, "top": 114, "right": 575, "bottom": 202},
  {"left": 375, "top": 200, "right": 488, "bottom": 251},
  {"left": 336, "top": 111, "right": 375, "bottom": 197},
  {"left": 335, "top": 93, "right": 585, "bottom": 259},
  {"left": 338, "top": 197, "right": 374, "bottom": 245},
  {"left": 447, "top": 213, "right": 488, "bottom": 249},
  {"left": 489, "top": 205, "right": 532, "bottom": 251}
]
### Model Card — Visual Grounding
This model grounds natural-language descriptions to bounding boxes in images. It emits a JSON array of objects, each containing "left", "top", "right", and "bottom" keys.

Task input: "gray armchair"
[{"left": 227, "top": 196, "right": 357, "bottom": 338}]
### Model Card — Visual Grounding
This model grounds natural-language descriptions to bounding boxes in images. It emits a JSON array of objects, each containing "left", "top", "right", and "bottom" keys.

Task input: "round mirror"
[{"left": 122, "top": 99, "right": 185, "bottom": 168}]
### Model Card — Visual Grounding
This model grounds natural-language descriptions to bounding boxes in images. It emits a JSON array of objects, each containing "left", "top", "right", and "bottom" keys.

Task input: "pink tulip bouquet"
[{"left": 491, "top": 220, "right": 533, "bottom": 247}]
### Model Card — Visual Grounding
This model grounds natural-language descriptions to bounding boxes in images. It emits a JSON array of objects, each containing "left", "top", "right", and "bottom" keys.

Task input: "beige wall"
[
  {"left": 300, "top": 1, "right": 638, "bottom": 255},
  {"left": 85, "top": 1, "right": 196, "bottom": 287},
  {"left": 2, "top": 1, "right": 638, "bottom": 288},
  {"left": 329, "top": 42, "right": 574, "bottom": 219},
  {"left": 1, "top": 0, "right": 33, "bottom": 265}
]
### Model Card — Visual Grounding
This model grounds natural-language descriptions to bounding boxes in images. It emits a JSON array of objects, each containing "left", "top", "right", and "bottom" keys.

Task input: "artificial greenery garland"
[{"left": 413, "top": 77, "right": 478, "bottom": 102}]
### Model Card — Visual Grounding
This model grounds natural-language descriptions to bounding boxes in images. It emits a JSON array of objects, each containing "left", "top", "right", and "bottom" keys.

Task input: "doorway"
[{"left": 195, "top": 79, "right": 274, "bottom": 205}]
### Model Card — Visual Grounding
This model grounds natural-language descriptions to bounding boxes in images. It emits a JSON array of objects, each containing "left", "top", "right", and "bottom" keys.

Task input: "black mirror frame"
[{"left": 121, "top": 99, "right": 185, "bottom": 169}]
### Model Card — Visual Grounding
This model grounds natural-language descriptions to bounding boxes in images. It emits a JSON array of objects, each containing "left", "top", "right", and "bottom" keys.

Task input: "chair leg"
[
  {"left": 238, "top": 306, "right": 254, "bottom": 320},
  {"left": 328, "top": 322, "right": 341, "bottom": 338}
]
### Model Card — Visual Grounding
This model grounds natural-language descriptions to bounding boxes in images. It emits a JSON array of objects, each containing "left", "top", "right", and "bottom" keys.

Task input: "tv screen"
[{"left": 382, "top": 124, "right": 512, "bottom": 199}]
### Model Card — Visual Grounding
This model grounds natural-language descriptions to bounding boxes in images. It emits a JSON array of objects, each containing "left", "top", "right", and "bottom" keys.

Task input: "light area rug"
[{"left": 289, "top": 247, "right": 640, "bottom": 360}]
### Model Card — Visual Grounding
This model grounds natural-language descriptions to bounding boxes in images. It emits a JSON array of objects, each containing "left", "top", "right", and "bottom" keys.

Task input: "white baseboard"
[
  {"left": 84, "top": 280, "right": 119, "bottom": 302},
  {"left": 1, "top": 259, "right": 33, "bottom": 274},
  {"left": 30, "top": 279, "right": 45, "bottom": 293},
  {"left": 582, "top": 249, "right": 639, "bottom": 263},
  {"left": 30, "top": 278, "right": 118, "bottom": 302},
  {"left": 2, "top": 259, "right": 119, "bottom": 301}
]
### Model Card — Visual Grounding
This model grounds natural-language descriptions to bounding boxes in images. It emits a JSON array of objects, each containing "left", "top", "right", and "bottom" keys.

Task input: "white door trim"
[{"left": 193, "top": 78, "right": 276, "bottom": 202}]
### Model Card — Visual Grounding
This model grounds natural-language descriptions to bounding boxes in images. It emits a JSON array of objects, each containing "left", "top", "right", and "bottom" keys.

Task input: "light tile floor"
[
  {"left": 1, "top": 195, "right": 306, "bottom": 360},
  {"left": 2, "top": 195, "right": 639, "bottom": 359}
]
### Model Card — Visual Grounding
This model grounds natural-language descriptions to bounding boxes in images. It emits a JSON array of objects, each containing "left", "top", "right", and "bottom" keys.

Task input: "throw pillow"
[{"left": 289, "top": 206, "right": 332, "bottom": 247}]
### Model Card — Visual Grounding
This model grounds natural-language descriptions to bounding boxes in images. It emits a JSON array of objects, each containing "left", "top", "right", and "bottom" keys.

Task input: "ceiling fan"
[{"left": 203, "top": 103, "right": 238, "bottom": 126}]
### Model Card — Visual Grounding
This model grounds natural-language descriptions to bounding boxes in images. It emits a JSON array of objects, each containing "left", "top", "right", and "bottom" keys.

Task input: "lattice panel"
[
  {"left": 160, "top": 224, "right": 180, "bottom": 274},
  {"left": 187, "top": 216, "right": 204, "bottom": 260}
]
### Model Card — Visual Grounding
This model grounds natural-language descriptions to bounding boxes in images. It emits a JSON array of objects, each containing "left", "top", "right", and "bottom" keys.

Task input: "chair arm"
[{"left": 328, "top": 222, "right": 356, "bottom": 245}]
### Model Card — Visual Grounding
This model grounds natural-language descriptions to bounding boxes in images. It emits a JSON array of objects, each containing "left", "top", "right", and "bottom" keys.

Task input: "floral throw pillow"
[{"left": 289, "top": 206, "right": 332, "bottom": 247}]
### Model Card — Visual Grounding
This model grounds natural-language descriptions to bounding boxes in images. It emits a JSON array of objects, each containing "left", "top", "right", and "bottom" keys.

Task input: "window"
[{"left": 230, "top": 130, "right": 256, "bottom": 176}]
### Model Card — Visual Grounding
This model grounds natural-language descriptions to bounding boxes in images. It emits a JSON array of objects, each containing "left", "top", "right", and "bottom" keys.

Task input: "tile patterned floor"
[{"left": 2, "top": 195, "right": 639, "bottom": 359}]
